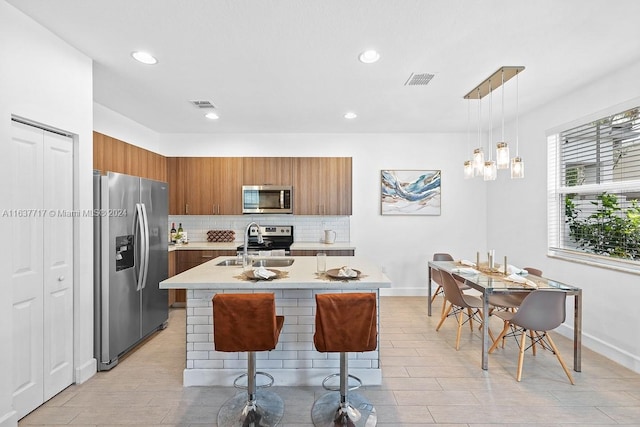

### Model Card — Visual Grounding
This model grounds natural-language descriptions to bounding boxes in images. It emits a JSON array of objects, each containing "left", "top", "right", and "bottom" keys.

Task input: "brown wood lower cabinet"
[
  {"left": 290, "top": 250, "right": 355, "bottom": 256},
  {"left": 170, "top": 249, "right": 237, "bottom": 306},
  {"left": 168, "top": 251, "right": 177, "bottom": 306}
]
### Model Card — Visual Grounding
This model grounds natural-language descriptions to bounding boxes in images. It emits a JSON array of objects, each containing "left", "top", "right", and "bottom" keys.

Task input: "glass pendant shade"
[
  {"left": 463, "top": 160, "right": 474, "bottom": 179},
  {"left": 472, "top": 148, "right": 484, "bottom": 176},
  {"left": 511, "top": 156, "right": 524, "bottom": 179},
  {"left": 483, "top": 160, "right": 497, "bottom": 181},
  {"left": 496, "top": 142, "right": 510, "bottom": 169}
]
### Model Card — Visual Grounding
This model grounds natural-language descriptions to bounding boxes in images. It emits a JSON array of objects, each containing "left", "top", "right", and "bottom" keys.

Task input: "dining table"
[{"left": 428, "top": 260, "right": 582, "bottom": 372}]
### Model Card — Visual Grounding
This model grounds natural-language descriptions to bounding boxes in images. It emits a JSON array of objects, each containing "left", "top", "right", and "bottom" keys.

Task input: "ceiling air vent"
[
  {"left": 404, "top": 73, "right": 435, "bottom": 86},
  {"left": 189, "top": 100, "right": 216, "bottom": 109}
]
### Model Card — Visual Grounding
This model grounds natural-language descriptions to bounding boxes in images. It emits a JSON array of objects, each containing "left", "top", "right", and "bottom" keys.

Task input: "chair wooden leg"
[
  {"left": 477, "top": 309, "right": 496, "bottom": 344},
  {"left": 467, "top": 308, "right": 474, "bottom": 331},
  {"left": 441, "top": 293, "right": 448, "bottom": 317},
  {"left": 455, "top": 310, "right": 463, "bottom": 350},
  {"left": 431, "top": 285, "right": 442, "bottom": 303},
  {"left": 436, "top": 303, "right": 452, "bottom": 331},
  {"left": 530, "top": 330, "right": 537, "bottom": 356},
  {"left": 516, "top": 330, "right": 527, "bottom": 381},
  {"left": 545, "top": 332, "right": 575, "bottom": 385},
  {"left": 489, "top": 321, "right": 510, "bottom": 353}
]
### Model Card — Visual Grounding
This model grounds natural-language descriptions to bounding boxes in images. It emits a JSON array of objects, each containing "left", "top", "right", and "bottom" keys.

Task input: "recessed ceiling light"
[
  {"left": 344, "top": 112, "right": 357, "bottom": 119},
  {"left": 131, "top": 51, "right": 158, "bottom": 65},
  {"left": 205, "top": 112, "right": 219, "bottom": 120},
  {"left": 358, "top": 50, "right": 380, "bottom": 64}
]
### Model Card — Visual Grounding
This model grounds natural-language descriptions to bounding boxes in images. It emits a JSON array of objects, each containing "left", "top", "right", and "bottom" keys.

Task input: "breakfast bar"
[{"left": 159, "top": 255, "right": 392, "bottom": 387}]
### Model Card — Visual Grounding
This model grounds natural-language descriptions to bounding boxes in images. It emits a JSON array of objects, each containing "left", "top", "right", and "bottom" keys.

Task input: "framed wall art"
[{"left": 380, "top": 169, "right": 441, "bottom": 215}]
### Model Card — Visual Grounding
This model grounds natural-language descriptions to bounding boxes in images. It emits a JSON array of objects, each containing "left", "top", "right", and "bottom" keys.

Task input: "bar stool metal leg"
[
  {"left": 217, "top": 352, "right": 285, "bottom": 427},
  {"left": 311, "top": 353, "right": 377, "bottom": 427}
]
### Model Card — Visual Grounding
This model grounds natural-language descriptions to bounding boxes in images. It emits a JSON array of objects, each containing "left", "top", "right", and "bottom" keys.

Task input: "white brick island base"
[
  {"left": 184, "top": 288, "right": 381, "bottom": 387},
  {"left": 160, "top": 256, "right": 392, "bottom": 387}
]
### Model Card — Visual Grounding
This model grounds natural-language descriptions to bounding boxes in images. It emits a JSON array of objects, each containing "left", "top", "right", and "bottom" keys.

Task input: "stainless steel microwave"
[{"left": 242, "top": 185, "right": 293, "bottom": 214}]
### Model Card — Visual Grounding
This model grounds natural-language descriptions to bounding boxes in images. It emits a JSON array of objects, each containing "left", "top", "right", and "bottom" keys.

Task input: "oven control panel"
[{"left": 248, "top": 225, "right": 293, "bottom": 237}]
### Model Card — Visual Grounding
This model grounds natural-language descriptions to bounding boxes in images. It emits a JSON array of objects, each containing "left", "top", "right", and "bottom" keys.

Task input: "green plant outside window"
[{"left": 565, "top": 192, "right": 640, "bottom": 260}]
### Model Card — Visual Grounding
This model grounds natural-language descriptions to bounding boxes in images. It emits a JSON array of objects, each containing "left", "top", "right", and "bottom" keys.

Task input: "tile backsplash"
[{"left": 168, "top": 215, "right": 350, "bottom": 243}]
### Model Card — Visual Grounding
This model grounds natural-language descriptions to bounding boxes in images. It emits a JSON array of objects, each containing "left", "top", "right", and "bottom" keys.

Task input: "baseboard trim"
[
  {"left": 556, "top": 324, "right": 640, "bottom": 374},
  {"left": 74, "top": 358, "right": 97, "bottom": 384}
]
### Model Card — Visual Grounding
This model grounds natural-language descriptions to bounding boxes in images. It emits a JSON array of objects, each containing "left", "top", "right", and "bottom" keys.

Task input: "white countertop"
[
  {"left": 160, "top": 255, "right": 391, "bottom": 290},
  {"left": 168, "top": 241, "right": 356, "bottom": 252}
]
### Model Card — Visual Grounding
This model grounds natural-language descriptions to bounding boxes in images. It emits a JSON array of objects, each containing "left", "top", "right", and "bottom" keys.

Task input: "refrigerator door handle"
[
  {"left": 134, "top": 203, "right": 147, "bottom": 291},
  {"left": 140, "top": 203, "right": 150, "bottom": 290}
]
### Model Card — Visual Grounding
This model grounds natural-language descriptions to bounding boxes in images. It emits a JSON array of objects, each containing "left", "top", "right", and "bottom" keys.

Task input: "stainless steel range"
[{"left": 237, "top": 225, "right": 293, "bottom": 255}]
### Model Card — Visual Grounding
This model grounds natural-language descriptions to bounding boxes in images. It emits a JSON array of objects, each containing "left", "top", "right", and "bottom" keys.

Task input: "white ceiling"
[{"left": 8, "top": 0, "right": 640, "bottom": 134}]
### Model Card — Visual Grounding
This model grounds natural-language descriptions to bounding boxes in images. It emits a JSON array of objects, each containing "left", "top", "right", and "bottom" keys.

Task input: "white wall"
[
  {"left": 0, "top": 2, "right": 94, "bottom": 426},
  {"left": 486, "top": 58, "right": 640, "bottom": 373},
  {"left": 93, "top": 102, "right": 162, "bottom": 154}
]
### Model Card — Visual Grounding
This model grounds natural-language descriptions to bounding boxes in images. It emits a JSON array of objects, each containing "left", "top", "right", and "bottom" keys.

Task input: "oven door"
[{"left": 242, "top": 185, "right": 293, "bottom": 214}]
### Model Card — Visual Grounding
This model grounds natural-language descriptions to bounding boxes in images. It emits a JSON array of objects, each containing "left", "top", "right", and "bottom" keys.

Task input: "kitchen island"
[{"left": 159, "top": 255, "right": 391, "bottom": 387}]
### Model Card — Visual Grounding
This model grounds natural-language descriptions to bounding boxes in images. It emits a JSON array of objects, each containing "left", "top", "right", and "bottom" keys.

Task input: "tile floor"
[{"left": 19, "top": 296, "right": 640, "bottom": 426}]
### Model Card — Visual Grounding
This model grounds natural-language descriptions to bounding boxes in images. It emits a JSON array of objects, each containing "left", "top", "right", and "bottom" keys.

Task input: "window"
[{"left": 548, "top": 105, "right": 640, "bottom": 272}]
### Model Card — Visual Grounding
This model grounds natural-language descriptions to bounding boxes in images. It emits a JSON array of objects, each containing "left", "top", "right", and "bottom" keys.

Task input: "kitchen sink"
[
  {"left": 215, "top": 258, "right": 295, "bottom": 267},
  {"left": 215, "top": 259, "right": 243, "bottom": 266},
  {"left": 252, "top": 258, "right": 295, "bottom": 267}
]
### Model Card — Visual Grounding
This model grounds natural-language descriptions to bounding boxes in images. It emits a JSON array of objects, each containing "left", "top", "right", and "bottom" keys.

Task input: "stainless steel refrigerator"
[{"left": 93, "top": 171, "right": 169, "bottom": 371}]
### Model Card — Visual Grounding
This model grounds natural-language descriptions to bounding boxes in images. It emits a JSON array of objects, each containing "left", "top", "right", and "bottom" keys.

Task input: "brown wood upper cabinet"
[
  {"left": 93, "top": 131, "right": 167, "bottom": 181},
  {"left": 212, "top": 157, "right": 243, "bottom": 214},
  {"left": 293, "top": 157, "right": 352, "bottom": 215},
  {"left": 242, "top": 157, "right": 293, "bottom": 185},
  {"left": 167, "top": 157, "right": 186, "bottom": 215},
  {"left": 168, "top": 156, "right": 351, "bottom": 215},
  {"left": 167, "top": 157, "right": 243, "bottom": 215}
]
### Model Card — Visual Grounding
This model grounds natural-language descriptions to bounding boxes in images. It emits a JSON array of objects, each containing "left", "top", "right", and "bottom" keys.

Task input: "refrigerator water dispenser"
[{"left": 115, "top": 235, "right": 134, "bottom": 271}]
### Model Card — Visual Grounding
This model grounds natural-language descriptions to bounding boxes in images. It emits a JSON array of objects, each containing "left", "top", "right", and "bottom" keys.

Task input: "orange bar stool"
[
  {"left": 311, "top": 293, "right": 378, "bottom": 427},
  {"left": 213, "top": 293, "right": 285, "bottom": 427}
]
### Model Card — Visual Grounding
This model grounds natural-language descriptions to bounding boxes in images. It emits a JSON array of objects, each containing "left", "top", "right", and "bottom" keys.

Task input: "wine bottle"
[
  {"left": 178, "top": 223, "right": 183, "bottom": 234},
  {"left": 170, "top": 222, "right": 177, "bottom": 242}
]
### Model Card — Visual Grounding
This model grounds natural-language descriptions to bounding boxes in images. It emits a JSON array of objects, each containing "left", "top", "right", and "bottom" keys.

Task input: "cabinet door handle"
[
  {"left": 201, "top": 254, "right": 213, "bottom": 258},
  {"left": 185, "top": 203, "right": 190, "bottom": 214}
]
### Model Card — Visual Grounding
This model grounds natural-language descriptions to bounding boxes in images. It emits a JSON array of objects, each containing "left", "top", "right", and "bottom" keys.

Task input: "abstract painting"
[{"left": 381, "top": 170, "right": 441, "bottom": 215}]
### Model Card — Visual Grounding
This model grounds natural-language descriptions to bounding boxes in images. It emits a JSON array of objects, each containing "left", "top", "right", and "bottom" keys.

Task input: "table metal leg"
[
  {"left": 574, "top": 290, "right": 582, "bottom": 372},
  {"left": 427, "top": 267, "right": 433, "bottom": 316},
  {"left": 481, "top": 290, "right": 490, "bottom": 370}
]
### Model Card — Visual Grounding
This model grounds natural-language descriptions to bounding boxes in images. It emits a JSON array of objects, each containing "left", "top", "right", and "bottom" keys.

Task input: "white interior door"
[
  {"left": 11, "top": 121, "right": 45, "bottom": 419},
  {"left": 10, "top": 120, "right": 74, "bottom": 419},
  {"left": 42, "top": 130, "right": 74, "bottom": 401}
]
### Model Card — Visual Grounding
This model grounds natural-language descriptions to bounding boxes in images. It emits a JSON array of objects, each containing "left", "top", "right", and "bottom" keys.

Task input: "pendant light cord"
[
  {"left": 488, "top": 80, "right": 493, "bottom": 161},
  {"left": 467, "top": 97, "right": 471, "bottom": 153},
  {"left": 477, "top": 88, "right": 481, "bottom": 148},
  {"left": 501, "top": 70, "right": 505, "bottom": 141},
  {"left": 516, "top": 72, "right": 520, "bottom": 156}
]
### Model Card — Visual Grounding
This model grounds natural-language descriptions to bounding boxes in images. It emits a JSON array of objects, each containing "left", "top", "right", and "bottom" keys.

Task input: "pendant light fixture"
[
  {"left": 483, "top": 79, "right": 497, "bottom": 181},
  {"left": 463, "top": 66, "right": 525, "bottom": 181},
  {"left": 496, "top": 70, "right": 510, "bottom": 169},
  {"left": 511, "top": 71, "right": 525, "bottom": 179}
]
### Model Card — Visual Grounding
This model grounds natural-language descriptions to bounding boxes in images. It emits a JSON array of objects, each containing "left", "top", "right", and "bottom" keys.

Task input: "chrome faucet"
[{"left": 243, "top": 221, "right": 263, "bottom": 267}]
